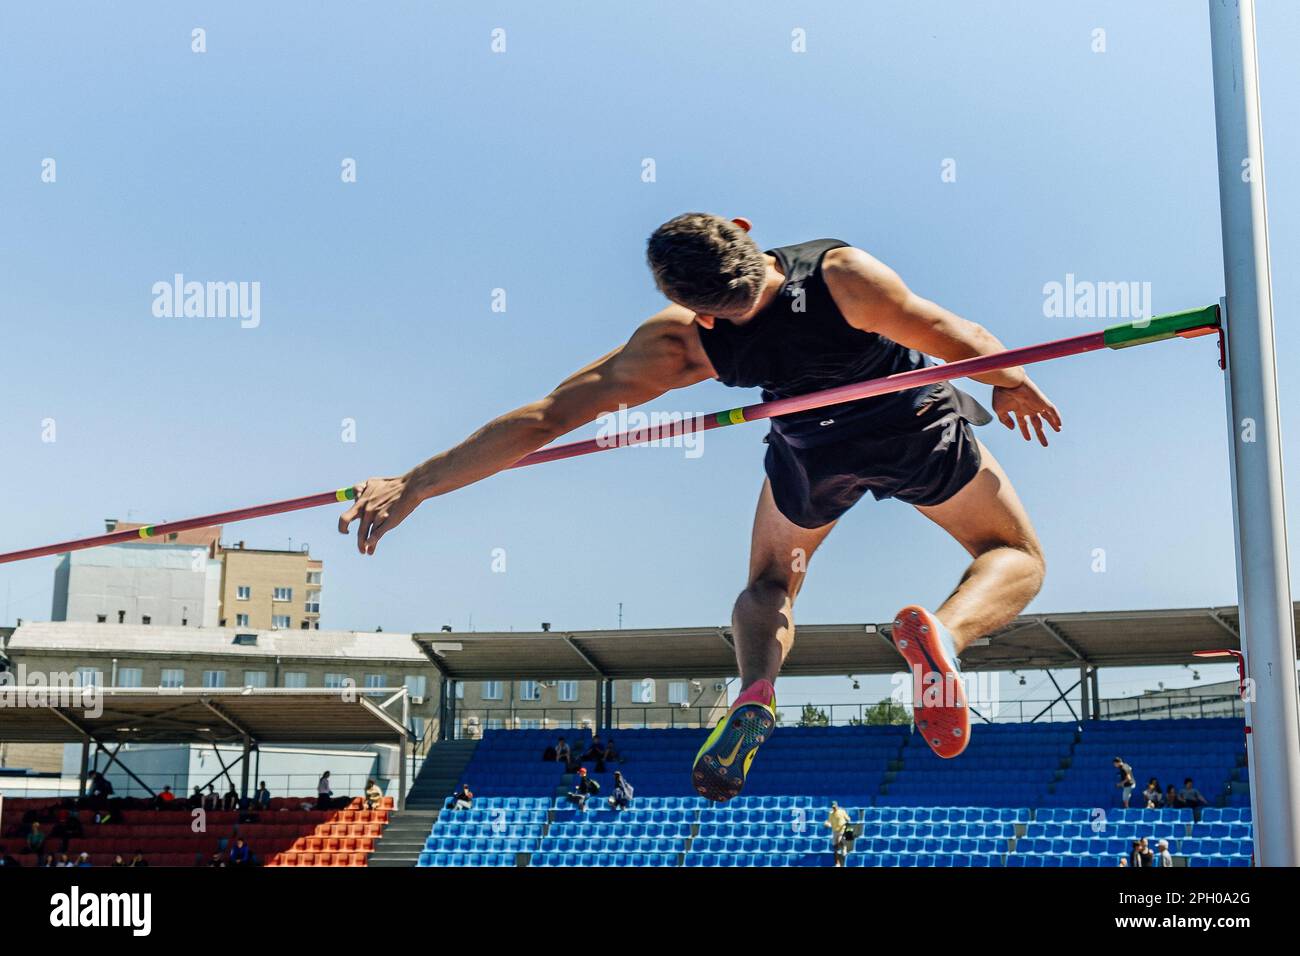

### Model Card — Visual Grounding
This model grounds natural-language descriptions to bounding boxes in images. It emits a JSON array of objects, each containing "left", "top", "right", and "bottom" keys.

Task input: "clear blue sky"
[{"left": 2, "top": 1, "right": 1297, "bottom": 711}]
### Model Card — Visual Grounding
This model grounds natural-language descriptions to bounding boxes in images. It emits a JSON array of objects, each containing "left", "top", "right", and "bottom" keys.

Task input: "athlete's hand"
[
  {"left": 992, "top": 377, "right": 1061, "bottom": 446},
  {"left": 338, "top": 475, "right": 423, "bottom": 555}
]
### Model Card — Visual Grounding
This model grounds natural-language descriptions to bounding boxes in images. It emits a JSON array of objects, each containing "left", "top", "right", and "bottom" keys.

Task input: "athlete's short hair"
[{"left": 646, "top": 212, "right": 767, "bottom": 317}]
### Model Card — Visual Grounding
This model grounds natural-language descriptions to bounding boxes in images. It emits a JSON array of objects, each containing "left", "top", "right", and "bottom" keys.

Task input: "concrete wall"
[{"left": 52, "top": 543, "right": 219, "bottom": 627}]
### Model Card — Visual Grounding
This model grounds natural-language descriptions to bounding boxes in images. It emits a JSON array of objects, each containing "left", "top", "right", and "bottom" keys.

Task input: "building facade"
[{"left": 217, "top": 546, "right": 323, "bottom": 631}]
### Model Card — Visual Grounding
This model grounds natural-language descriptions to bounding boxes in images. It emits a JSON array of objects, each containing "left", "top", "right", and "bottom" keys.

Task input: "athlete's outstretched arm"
[
  {"left": 823, "top": 247, "right": 1062, "bottom": 446},
  {"left": 339, "top": 307, "right": 714, "bottom": 554}
]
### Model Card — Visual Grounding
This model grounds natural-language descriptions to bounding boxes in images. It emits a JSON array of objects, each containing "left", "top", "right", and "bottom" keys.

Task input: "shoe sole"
[
  {"left": 691, "top": 702, "right": 775, "bottom": 802},
  {"left": 891, "top": 605, "right": 970, "bottom": 759}
]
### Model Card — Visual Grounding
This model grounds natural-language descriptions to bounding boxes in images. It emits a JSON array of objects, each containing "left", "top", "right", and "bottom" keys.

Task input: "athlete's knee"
[
  {"left": 1008, "top": 537, "right": 1046, "bottom": 594},
  {"left": 733, "top": 575, "right": 791, "bottom": 621}
]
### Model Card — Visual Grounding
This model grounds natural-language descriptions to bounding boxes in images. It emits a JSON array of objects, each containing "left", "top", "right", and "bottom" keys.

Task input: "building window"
[
  {"left": 519, "top": 680, "right": 541, "bottom": 701},
  {"left": 160, "top": 668, "right": 184, "bottom": 689},
  {"left": 305, "top": 590, "right": 321, "bottom": 614},
  {"left": 235, "top": 614, "right": 250, "bottom": 628},
  {"left": 307, "top": 570, "right": 322, "bottom": 585},
  {"left": 324, "top": 673, "right": 350, "bottom": 689},
  {"left": 364, "top": 674, "right": 387, "bottom": 696},
  {"left": 557, "top": 680, "right": 578, "bottom": 702},
  {"left": 236, "top": 586, "right": 251, "bottom": 601},
  {"left": 74, "top": 668, "right": 101, "bottom": 688},
  {"left": 486, "top": 719, "right": 504, "bottom": 731},
  {"left": 669, "top": 681, "right": 689, "bottom": 705},
  {"left": 518, "top": 718, "right": 542, "bottom": 730},
  {"left": 482, "top": 681, "right": 503, "bottom": 701},
  {"left": 96, "top": 614, "right": 107, "bottom": 623},
  {"left": 631, "top": 679, "right": 656, "bottom": 704},
  {"left": 141, "top": 615, "right": 151, "bottom": 625},
  {"left": 283, "top": 672, "right": 308, "bottom": 689},
  {"left": 454, "top": 682, "right": 465, "bottom": 700},
  {"left": 117, "top": 668, "right": 143, "bottom": 688},
  {"left": 272, "top": 615, "right": 291, "bottom": 629},
  {"left": 405, "top": 675, "right": 428, "bottom": 699},
  {"left": 243, "top": 671, "right": 269, "bottom": 689},
  {"left": 202, "top": 670, "right": 227, "bottom": 689},
  {"left": 273, "top": 587, "right": 293, "bottom": 602},
  {"left": 409, "top": 716, "right": 426, "bottom": 741}
]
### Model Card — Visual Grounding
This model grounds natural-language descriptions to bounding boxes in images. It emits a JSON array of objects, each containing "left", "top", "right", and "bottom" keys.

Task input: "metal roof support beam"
[
  {"left": 96, "top": 740, "right": 160, "bottom": 800},
  {"left": 1207, "top": 609, "right": 1240, "bottom": 640},
  {"left": 562, "top": 635, "right": 606, "bottom": 678},
  {"left": 1035, "top": 617, "right": 1088, "bottom": 663},
  {"left": 1029, "top": 676, "right": 1081, "bottom": 724},
  {"left": 200, "top": 697, "right": 257, "bottom": 743}
]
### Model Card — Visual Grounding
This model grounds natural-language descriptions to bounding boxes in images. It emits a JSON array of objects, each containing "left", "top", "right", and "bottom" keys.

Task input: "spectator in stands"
[
  {"left": 89, "top": 771, "right": 114, "bottom": 800},
  {"left": 582, "top": 737, "right": 605, "bottom": 763},
  {"left": 1179, "top": 778, "right": 1209, "bottom": 823},
  {"left": 0, "top": 847, "right": 20, "bottom": 867},
  {"left": 229, "top": 837, "right": 253, "bottom": 867},
  {"left": 566, "top": 767, "right": 599, "bottom": 811},
  {"left": 25, "top": 822, "right": 45, "bottom": 856},
  {"left": 1141, "top": 778, "right": 1163, "bottom": 808},
  {"left": 542, "top": 741, "right": 558, "bottom": 762},
  {"left": 1164, "top": 784, "right": 1182, "bottom": 809},
  {"left": 1129, "top": 837, "right": 1154, "bottom": 868},
  {"left": 207, "top": 850, "right": 226, "bottom": 867},
  {"left": 155, "top": 785, "right": 177, "bottom": 810},
  {"left": 364, "top": 779, "right": 383, "bottom": 810},
  {"left": 1113, "top": 757, "right": 1136, "bottom": 808},
  {"left": 112, "top": 855, "right": 128, "bottom": 867},
  {"left": 50, "top": 810, "right": 82, "bottom": 853},
  {"left": 825, "top": 801, "right": 851, "bottom": 867},
  {"left": 554, "top": 737, "right": 571, "bottom": 766},
  {"left": 602, "top": 739, "right": 621, "bottom": 765},
  {"left": 130, "top": 850, "right": 148, "bottom": 867},
  {"left": 447, "top": 783, "right": 473, "bottom": 810},
  {"left": 222, "top": 785, "right": 240, "bottom": 811},
  {"left": 203, "top": 784, "right": 220, "bottom": 811},
  {"left": 189, "top": 785, "right": 204, "bottom": 809},
  {"left": 254, "top": 781, "right": 272, "bottom": 809},
  {"left": 606, "top": 771, "right": 634, "bottom": 811},
  {"left": 76, "top": 851, "right": 92, "bottom": 867},
  {"left": 317, "top": 771, "right": 334, "bottom": 810},
  {"left": 1156, "top": 839, "right": 1173, "bottom": 867}
]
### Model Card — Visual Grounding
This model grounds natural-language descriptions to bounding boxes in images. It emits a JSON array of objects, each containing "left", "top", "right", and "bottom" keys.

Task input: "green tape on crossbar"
[{"left": 1103, "top": 305, "right": 1220, "bottom": 350}]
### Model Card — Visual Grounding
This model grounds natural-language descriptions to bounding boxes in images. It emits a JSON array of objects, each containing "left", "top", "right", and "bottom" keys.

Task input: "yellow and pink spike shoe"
[
  {"left": 691, "top": 679, "right": 777, "bottom": 802},
  {"left": 890, "top": 605, "right": 971, "bottom": 759}
]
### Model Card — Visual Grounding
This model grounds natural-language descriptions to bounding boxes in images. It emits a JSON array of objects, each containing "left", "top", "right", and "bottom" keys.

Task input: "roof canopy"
[
  {"left": 0, "top": 688, "right": 408, "bottom": 745},
  {"left": 413, "top": 605, "right": 1261, "bottom": 681}
]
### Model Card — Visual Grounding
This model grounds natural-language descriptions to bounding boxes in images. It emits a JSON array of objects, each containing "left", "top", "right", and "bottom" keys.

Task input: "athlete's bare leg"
[
  {"left": 730, "top": 480, "right": 837, "bottom": 689},
  {"left": 913, "top": 440, "right": 1045, "bottom": 652}
]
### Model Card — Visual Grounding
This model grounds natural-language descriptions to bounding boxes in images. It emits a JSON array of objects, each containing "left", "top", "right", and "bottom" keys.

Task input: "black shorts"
[{"left": 763, "top": 384, "right": 990, "bottom": 529}]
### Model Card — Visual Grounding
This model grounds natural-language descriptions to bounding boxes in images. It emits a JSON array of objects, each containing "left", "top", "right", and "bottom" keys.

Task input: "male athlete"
[{"left": 340, "top": 213, "right": 1059, "bottom": 802}]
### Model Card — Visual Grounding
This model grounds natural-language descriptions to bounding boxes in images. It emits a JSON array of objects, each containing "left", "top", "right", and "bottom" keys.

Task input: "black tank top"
[{"left": 696, "top": 238, "right": 964, "bottom": 448}]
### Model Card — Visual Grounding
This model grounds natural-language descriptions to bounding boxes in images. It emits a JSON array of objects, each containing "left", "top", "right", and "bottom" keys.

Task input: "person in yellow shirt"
[{"left": 824, "top": 801, "right": 851, "bottom": 866}]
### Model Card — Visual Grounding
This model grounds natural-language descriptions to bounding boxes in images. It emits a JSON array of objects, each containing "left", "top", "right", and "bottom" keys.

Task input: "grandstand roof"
[
  {"left": 4, "top": 621, "right": 425, "bottom": 662},
  {"left": 414, "top": 605, "right": 1260, "bottom": 680},
  {"left": 0, "top": 688, "right": 409, "bottom": 745}
]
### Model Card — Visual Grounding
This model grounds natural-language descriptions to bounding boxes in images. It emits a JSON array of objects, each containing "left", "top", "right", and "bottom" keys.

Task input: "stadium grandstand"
[{"left": 0, "top": 604, "right": 1266, "bottom": 868}]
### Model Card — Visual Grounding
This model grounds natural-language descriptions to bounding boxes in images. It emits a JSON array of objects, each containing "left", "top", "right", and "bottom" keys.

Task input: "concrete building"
[
  {"left": 51, "top": 542, "right": 222, "bottom": 627},
  {"left": 218, "top": 545, "right": 323, "bottom": 631}
]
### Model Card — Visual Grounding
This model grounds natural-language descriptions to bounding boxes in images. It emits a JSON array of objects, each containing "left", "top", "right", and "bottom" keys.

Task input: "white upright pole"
[{"left": 1208, "top": 0, "right": 1300, "bottom": 866}]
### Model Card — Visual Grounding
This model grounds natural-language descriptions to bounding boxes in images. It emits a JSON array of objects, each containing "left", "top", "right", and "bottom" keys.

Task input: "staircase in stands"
[{"left": 368, "top": 738, "right": 478, "bottom": 867}]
